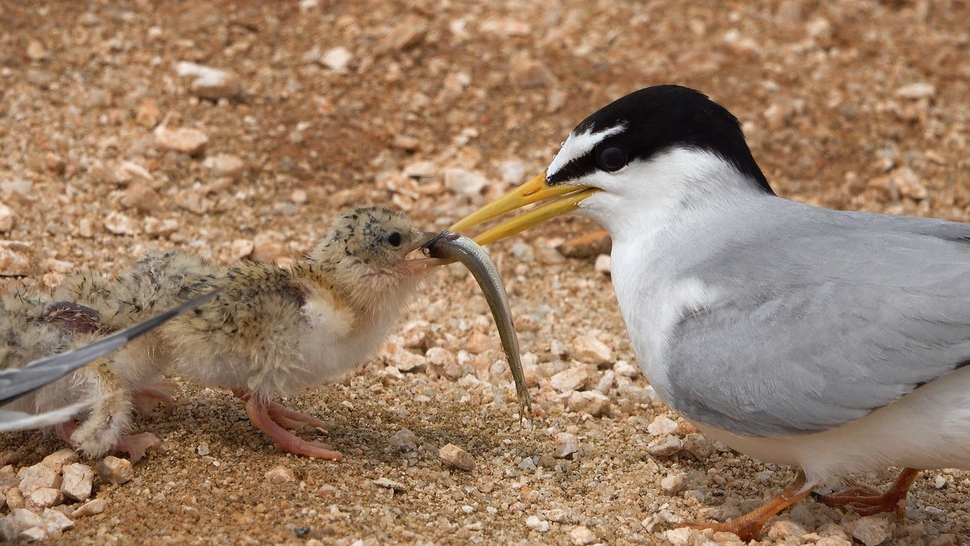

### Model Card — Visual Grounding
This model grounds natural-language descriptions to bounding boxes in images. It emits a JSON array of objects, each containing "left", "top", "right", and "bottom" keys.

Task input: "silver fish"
[
  {"left": 424, "top": 232, "right": 531, "bottom": 414},
  {"left": 0, "top": 288, "right": 222, "bottom": 429}
]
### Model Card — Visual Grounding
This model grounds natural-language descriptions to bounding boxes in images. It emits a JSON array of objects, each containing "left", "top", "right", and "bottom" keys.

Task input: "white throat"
[{"left": 569, "top": 148, "right": 771, "bottom": 397}]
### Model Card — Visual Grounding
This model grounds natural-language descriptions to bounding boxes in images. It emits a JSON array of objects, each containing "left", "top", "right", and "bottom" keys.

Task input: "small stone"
[
  {"left": 135, "top": 99, "right": 161, "bottom": 127},
  {"left": 143, "top": 217, "right": 180, "bottom": 237},
  {"left": 389, "top": 428, "right": 420, "bottom": 452},
  {"left": 375, "top": 15, "right": 428, "bottom": 54},
  {"left": 934, "top": 474, "right": 947, "bottom": 489},
  {"left": 264, "top": 466, "right": 296, "bottom": 484},
  {"left": 594, "top": 254, "right": 611, "bottom": 274},
  {"left": 230, "top": 239, "right": 254, "bottom": 260},
  {"left": 426, "top": 347, "right": 460, "bottom": 379},
  {"left": 19, "top": 464, "right": 61, "bottom": 495},
  {"left": 509, "top": 55, "right": 559, "bottom": 88},
  {"left": 41, "top": 508, "right": 74, "bottom": 534},
  {"left": 0, "top": 509, "right": 44, "bottom": 542},
  {"left": 466, "top": 331, "right": 500, "bottom": 354},
  {"left": 439, "top": 443, "right": 476, "bottom": 471},
  {"left": 196, "top": 443, "right": 210, "bottom": 457},
  {"left": 567, "top": 391, "right": 611, "bottom": 416},
  {"left": 844, "top": 515, "right": 892, "bottom": 546},
  {"left": 403, "top": 161, "right": 437, "bottom": 179},
  {"left": 890, "top": 167, "right": 927, "bottom": 200},
  {"left": 660, "top": 473, "right": 686, "bottom": 494},
  {"left": 155, "top": 122, "right": 208, "bottom": 157},
  {"left": 121, "top": 182, "right": 161, "bottom": 213},
  {"left": 321, "top": 47, "right": 353, "bottom": 73},
  {"left": 71, "top": 498, "right": 107, "bottom": 518},
  {"left": 647, "top": 435, "right": 683, "bottom": 457},
  {"left": 557, "top": 231, "right": 612, "bottom": 259},
  {"left": 373, "top": 477, "right": 407, "bottom": 492},
  {"left": 569, "top": 525, "right": 596, "bottom": 545},
  {"left": 554, "top": 432, "right": 580, "bottom": 458},
  {"left": 26, "top": 40, "right": 49, "bottom": 61},
  {"left": 250, "top": 231, "right": 286, "bottom": 262},
  {"left": 896, "top": 82, "right": 936, "bottom": 100},
  {"left": 115, "top": 161, "right": 156, "bottom": 186},
  {"left": 648, "top": 415, "right": 680, "bottom": 436},
  {"left": 20, "top": 526, "right": 48, "bottom": 541},
  {"left": 40, "top": 449, "right": 78, "bottom": 470},
  {"left": 444, "top": 168, "right": 488, "bottom": 199},
  {"left": 479, "top": 18, "right": 531, "bottom": 37},
  {"left": 0, "top": 245, "right": 31, "bottom": 276},
  {"left": 27, "top": 487, "right": 61, "bottom": 509},
  {"left": 174, "top": 61, "right": 242, "bottom": 100},
  {"left": 572, "top": 334, "right": 613, "bottom": 365},
  {"left": 767, "top": 519, "right": 808, "bottom": 540},
  {"left": 103, "top": 211, "right": 139, "bottom": 235},
  {"left": 44, "top": 153, "right": 66, "bottom": 174},
  {"left": 613, "top": 360, "right": 640, "bottom": 378},
  {"left": 682, "top": 433, "right": 716, "bottom": 459},
  {"left": 508, "top": 242, "right": 534, "bottom": 262},
  {"left": 816, "top": 537, "right": 853, "bottom": 546},
  {"left": 96, "top": 456, "right": 134, "bottom": 485},
  {"left": 60, "top": 463, "right": 94, "bottom": 502},
  {"left": 41, "top": 258, "right": 73, "bottom": 273},
  {"left": 380, "top": 342, "right": 428, "bottom": 372},
  {"left": 497, "top": 159, "right": 526, "bottom": 185},
  {"left": 0, "top": 204, "right": 15, "bottom": 232},
  {"left": 4, "top": 488, "right": 25, "bottom": 510},
  {"left": 203, "top": 154, "right": 246, "bottom": 180},
  {"left": 525, "top": 515, "right": 550, "bottom": 532},
  {"left": 549, "top": 367, "right": 589, "bottom": 393}
]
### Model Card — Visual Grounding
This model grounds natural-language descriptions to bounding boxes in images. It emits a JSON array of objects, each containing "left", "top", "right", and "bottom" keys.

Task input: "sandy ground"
[{"left": 1, "top": 0, "right": 970, "bottom": 544}]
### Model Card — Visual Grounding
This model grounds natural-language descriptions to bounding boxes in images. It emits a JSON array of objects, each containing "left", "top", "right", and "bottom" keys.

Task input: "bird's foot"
[
  {"left": 681, "top": 471, "right": 812, "bottom": 542},
  {"left": 114, "top": 432, "right": 161, "bottom": 464},
  {"left": 244, "top": 396, "right": 342, "bottom": 460},
  {"left": 133, "top": 381, "right": 178, "bottom": 416},
  {"left": 266, "top": 401, "right": 330, "bottom": 431},
  {"left": 818, "top": 468, "right": 919, "bottom": 516},
  {"left": 56, "top": 420, "right": 159, "bottom": 463}
]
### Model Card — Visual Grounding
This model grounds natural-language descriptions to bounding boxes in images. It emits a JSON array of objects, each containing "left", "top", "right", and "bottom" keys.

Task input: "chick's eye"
[
  {"left": 597, "top": 147, "right": 627, "bottom": 172},
  {"left": 386, "top": 232, "right": 403, "bottom": 247}
]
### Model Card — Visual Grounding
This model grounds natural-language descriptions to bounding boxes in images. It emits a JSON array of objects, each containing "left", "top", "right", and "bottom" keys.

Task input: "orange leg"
[
  {"left": 231, "top": 389, "right": 329, "bottom": 430},
  {"left": 819, "top": 468, "right": 919, "bottom": 516},
  {"left": 235, "top": 391, "right": 341, "bottom": 460},
  {"left": 683, "top": 471, "right": 812, "bottom": 541}
]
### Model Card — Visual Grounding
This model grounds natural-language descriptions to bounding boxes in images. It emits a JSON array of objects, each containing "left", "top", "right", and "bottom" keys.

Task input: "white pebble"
[{"left": 525, "top": 515, "right": 550, "bottom": 532}]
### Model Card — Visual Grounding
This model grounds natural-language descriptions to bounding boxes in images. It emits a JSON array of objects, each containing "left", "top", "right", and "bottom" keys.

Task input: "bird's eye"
[
  {"left": 386, "top": 232, "right": 403, "bottom": 247},
  {"left": 597, "top": 147, "right": 627, "bottom": 172}
]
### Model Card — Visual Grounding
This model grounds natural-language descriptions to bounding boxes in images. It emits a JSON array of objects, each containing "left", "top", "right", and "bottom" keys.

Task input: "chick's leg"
[
  {"left": 132, "top": 381, "right": 177, "bottom": 416},
  {"left": 237, "top": 392, "right": 341, "bottom": 460},
  {"left": 231, "top": 389, "right": 329, "bottom": 430},
  {"left": 60, "top": 360, "right": 161, "bottom": 463},
  {"left": 818, "top": 468, "right": 919, "bottom": 516},
  {"left": 682, "top": 471, "right": 812, "bottom": 542}
]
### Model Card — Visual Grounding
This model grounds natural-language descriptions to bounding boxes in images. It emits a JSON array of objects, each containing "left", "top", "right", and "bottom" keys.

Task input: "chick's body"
[
  {"left": 61, "top": 207, "right": 430, "bottom": 459},
  {"left": 0, "top": 292, "right": 163, "bottom": 461}
]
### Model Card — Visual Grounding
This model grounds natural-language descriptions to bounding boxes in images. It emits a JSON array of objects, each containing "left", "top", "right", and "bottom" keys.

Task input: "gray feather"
[{"left": 663, "top": 200, "right": 970, "bottom": 437}]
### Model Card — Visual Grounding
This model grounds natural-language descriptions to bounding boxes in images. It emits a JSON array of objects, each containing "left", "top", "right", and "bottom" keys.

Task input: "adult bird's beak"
[{"left": 448, "top": 172, "right": 599, "bottom": 245}]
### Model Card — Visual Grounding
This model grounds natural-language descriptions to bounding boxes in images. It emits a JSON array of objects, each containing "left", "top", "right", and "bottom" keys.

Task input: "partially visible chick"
[
  {"left": 65, "top": 207, "right": 434, "bottom": 459},
  {"left": 0, "top": 292, "right": 162, "bottom": 462}
]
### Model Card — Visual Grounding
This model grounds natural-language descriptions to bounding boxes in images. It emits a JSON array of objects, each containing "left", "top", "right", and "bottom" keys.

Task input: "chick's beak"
[{"left": 448, "top": 172, "right": 599, "bottom": 245}]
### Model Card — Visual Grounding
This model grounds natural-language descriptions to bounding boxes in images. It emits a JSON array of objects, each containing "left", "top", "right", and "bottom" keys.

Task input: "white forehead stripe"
[{"left": 547, "top": 123, "right": 626, "bottom": 179}]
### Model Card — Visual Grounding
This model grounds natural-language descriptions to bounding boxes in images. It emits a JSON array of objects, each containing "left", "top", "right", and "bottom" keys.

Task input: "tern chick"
[
  {"left": 0, "top": 292, "right": 172, "bottom": 462},
  {"left": 59, "top": 207, "right": 433, "bottom": 460}
]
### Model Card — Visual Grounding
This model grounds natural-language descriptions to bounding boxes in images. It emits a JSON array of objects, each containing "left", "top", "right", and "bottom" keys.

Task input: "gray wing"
[
  {"left": 0, "top": 288, "right": 221, "bottom": 406},
  {"left": 664, "top": 203, "right": 970, "bottom": 437}
]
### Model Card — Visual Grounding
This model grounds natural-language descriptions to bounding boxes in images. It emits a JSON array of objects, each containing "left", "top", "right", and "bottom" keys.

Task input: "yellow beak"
[{"left": 448, "top": 172, "right": 599, "bottom": 245}]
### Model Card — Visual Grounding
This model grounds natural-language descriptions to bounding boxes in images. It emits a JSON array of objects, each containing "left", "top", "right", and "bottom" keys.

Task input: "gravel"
[{"left": 2, "top": 0, "right": 970, "bottom": 544}]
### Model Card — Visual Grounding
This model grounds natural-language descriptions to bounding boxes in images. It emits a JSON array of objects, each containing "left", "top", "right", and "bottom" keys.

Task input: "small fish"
[
  {"left": 424, "top": 232, "right": 532, "bottom": 415},
  {"left": 0, "top": 288, "right": 222, "bottom": 431}
]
